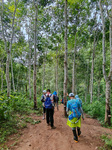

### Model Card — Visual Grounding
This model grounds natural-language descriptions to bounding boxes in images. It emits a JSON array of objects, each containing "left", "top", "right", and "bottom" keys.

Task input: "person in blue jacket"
[{"left": 66, "top": 93, "right": 84, "bottom": 143}]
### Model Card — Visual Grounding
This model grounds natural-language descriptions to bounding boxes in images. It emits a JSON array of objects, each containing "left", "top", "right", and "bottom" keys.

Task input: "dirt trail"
[{"left": 6, "top": 104, "right": 112, "bottom": 150}]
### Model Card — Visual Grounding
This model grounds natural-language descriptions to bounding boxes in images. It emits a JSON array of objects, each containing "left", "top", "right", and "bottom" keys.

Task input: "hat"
[
  {"left": 53, "top": 91, "right": 57, "bottom": 96},
  {"left": 69, "top": 93, "right": 74, "bottom": 97},
  {"left": 75, "top": 95, "right": 79, "bottom": 99},
  {"left": 43, "top": 90, "right": 46, "bottom": 93}
]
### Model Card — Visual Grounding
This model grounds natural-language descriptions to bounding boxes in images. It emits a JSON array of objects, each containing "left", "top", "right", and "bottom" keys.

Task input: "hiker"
[
  {"left": 41, "top": 90, "right": 46, "bottom": 120},
  {"left": 53, "top": 91, "right": 59, "bottom": 110},
  {"left": 66, "top": 93, "right": 84, "bottom": 143},
  {"left": 75, "top": 95, "right": 84, "bottom": 120},
  {"left": 45, "top": 89, "right": 56, "bottom": 129}
]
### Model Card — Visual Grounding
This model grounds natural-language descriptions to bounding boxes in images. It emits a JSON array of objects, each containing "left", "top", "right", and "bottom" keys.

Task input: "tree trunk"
[
  {"left": 42, "top": 57, "right": 45, "bottom": 91},
  {"left": 97, "top": 79, "right": 100, "bottom": 101},
  {"left": 1, "top": 63, "right": 4, "bottom": 92},
  {"left": 99, "top": 0, "right": 111, "bottom": 125},
  {"left": 11, "top": 55, "right": 15, "bottom": 92},
  {"left": 1, "top": 0, "right": 18, "bottom": 96},
  {"left": 90, "top": 32, "right": 96, "bottom": 103},
  {"left": 105, "top": 78, "right": 111, "bottom": 125},
  {"left": 28, "top": 35, "right": 31, "bottom": 100},
  {"left": 64, "top": 0, "right": 68, "bottom": 117},
  {"left": 33, "top": 0, "right": 38, "bottom": 109},
  {"left": 72, "top": 33, "right": 76, "bottom": 95},
  {"left": 56, "top": 44, "right": 58, "bottom": 95},
  {"left": 99, "top": 0, "right": 107, "bottom": 81}
]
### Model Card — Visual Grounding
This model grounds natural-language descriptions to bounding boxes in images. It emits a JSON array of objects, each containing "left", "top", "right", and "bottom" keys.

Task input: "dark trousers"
[
  {"left": 46, "top": 108, "right": 54, "bottom": 127},
  {"left": 43, "top": 106, "right": 46, "bottom": 113}
]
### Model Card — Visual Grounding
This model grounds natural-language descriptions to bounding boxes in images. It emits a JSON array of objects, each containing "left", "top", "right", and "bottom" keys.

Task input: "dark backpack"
[
  {"left": 68, "top": 101, "right": 81, "bottom": 120},
  {"left": 45, "top": 94, "right": 52, "bottom": 109},
  {"left": 54, "top": 95, "right": 59, "bottom": 103}
]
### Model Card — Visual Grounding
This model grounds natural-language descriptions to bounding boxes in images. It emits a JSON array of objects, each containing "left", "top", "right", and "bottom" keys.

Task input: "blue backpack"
[
  {"left": 68, "top": 101, "right": 81, "bottom": 121},
  {"left": 45, "top": 94, "right": 52, "bottom": 109}
]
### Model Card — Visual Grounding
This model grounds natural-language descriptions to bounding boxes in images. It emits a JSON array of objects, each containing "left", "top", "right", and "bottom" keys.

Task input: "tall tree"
[
  {"left": 64, "top": 0, "right": 68, "bottom": 117},
  {"left": 99, "top": 0, "right": 111, "bottom": 125},
  {"left": 33, "top": 0, "right": 38, "bottom": 109},
  {"left": 72, "top": 33, "right": 76, "bottom": 95},
  {"left": 1, "top": 0, "right": 18, "bottom": 96}
]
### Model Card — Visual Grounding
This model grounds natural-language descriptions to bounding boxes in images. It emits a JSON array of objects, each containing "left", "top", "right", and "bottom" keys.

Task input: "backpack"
[
  {"left": 68, "top": 101, "right": 81, "bottom": 121},
  {"left": 45, "top": 94, "right": 52, "bottom": 109},
  {"left": 41, "top": 95, "right": 45, "bottom": 102},
  {"left": 54, "top": 95, "right": 59, "bottom": 103}
]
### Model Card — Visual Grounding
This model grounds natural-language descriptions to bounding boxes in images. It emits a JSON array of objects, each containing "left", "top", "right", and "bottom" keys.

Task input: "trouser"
[
  {"left": 72, "top": 127, "right": 81, "bottom": 140},
  {"left": 46, "top": 108, "right": 54, "bottom": 127},
  {"left": 43, "top": 106, "right": 46, "bottom": 114},
  {"left": 54, "top": 101, "right": 59, "bottom": 110}
]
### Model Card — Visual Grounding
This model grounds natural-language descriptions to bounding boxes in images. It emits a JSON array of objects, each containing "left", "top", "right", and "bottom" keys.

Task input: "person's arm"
[
  {"left": 80, "top": 107, "right": 84, "bottom": 120},
  {"left": 66, "top": 101, "right": 69, "bottom": 114},
  {"left": 78, "top": 100, "right": 84, "bottom": 120}
]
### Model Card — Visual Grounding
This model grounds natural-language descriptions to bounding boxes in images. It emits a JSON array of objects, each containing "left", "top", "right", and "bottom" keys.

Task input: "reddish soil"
[{"left": 4, "top": 104, "right": 112, "bottom": 150}]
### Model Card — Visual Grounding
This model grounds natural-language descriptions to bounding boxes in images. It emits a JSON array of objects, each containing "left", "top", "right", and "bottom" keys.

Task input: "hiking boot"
[
  {"left": 74, "top": 135, "right": 78, "bottom": 142},
  {"left": 73, "top": 130, "right": 78, "bottom": 142},
  {"left": 78, "top": 131, "right": 81, "bottom": 137},
  {"left": 51, "top": 126, "right": 56, "bottom": 129}
]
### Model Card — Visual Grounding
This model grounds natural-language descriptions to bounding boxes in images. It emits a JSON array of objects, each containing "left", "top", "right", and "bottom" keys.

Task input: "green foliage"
[
  {"left": 0, "top": 92, "right": 42, "bottom": 144},
  {"left": 83, "top": 100, "right": 105, "bottom": 122},
  {"left": 100, "top": 135, "right": 112, "bottom": 150}
]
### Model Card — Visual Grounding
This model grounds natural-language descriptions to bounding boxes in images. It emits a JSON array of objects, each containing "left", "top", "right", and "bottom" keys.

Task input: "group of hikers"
[{"left": 41, "top": 89, "right": 84, "bottom": 143}]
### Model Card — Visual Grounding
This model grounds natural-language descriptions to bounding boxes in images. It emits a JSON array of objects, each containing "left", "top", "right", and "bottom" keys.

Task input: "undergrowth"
[
  {"left": 99, "top": 134, "right": 112, "bottom": 150},
  {"left": 0, "top": 92, "right": 42, "bottom": 146}
]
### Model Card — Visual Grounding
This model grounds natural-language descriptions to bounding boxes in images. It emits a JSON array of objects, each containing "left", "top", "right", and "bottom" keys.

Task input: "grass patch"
[{"left": 99, "top": 134, "right": 112, "bottom": 150}]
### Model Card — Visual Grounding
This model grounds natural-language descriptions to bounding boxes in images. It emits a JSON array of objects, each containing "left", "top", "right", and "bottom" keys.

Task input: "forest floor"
[{"left": 3, "top": 104, "right": 112, "bottom": 150}]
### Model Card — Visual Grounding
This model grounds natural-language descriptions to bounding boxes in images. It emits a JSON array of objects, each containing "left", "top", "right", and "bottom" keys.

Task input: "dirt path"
[{"left": 6, "top": 104, "right": 112, "bottom": 150}]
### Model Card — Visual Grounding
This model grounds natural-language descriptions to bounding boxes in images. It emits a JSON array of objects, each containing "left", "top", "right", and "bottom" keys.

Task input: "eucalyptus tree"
[
  {"left": 1, "top": 0, "right": 19, "bottom": 96},
  {"left": 99, "top": 0, "right": 111, "bottom": 125}
]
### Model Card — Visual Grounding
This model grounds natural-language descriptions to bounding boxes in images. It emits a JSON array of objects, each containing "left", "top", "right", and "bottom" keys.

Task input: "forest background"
[{"left": 0, "top": 0, "right": 112, "bottom": 146}]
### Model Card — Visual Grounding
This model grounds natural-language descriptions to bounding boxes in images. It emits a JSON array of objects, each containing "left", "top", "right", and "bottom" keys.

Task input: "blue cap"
[{"left": 53, "top": 91, "right": 57, "bottom": 95}]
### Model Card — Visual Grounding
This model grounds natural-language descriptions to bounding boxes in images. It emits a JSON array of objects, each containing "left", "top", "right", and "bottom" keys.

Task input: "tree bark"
[
  {"left": 56, "top": 44, "right": 59, "bottom": 96},
  {"left": 42, "top": 55, "right": 45, "bottom": 92},
  {"left": 64, "top": 0, "right": 68, "bottom": 117},
  {"left": 105, "top": 78, "right": 111, "bottom": 125},
  {"left": 90, "top": 32, "right": 96, "bottom": 103},
  {"left": 99, "top": 0, "right": 107, "bottom": 81},
  {"left": 28, "top": 35, "right": 31, "bottom": 100},
  {"left": 11, "top": 55, "right": 15, "bottom": 92},
  {"left": 99, "top": 0, "right": 111, "bottom": 125},
  {"left": 1, "top": 63, "right": 4, "bottom": 92},
  {"left": 72, "top": 33, "right": 76, "bottom": 95},
  {"left": 97, "top": 79, "right": 101, "bottom": 101},
  {"left": 33, "top": 0, "right": 38, "bottom": 109}
]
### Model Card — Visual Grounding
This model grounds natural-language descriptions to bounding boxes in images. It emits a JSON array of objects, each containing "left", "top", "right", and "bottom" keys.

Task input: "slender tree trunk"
[
  {"left": 33, "top": 0, "right": 38, "bottom": 109},
  {"left": 99, "top": 0, "right": 107, "bottom": 81},
  {"left": 105, "top": 78, "right": 111, "bottom": 125},
  {"left": 1, "top": 63, "right": 4, "bottom": 92},
  {"left": 72, "top": 33, "right": 76, "bottom": 95},
  {"left": 99, "top": 0, "right": 111, "bottom": 125},
  {"left": 64, "top": 0, "right": 68, "bottom": 117},
  {"left": 28, "top": 35, "right": 31, "bottom": 100},
  {"left": 90, "top": 32, "right": 96, "bottom": 103},
  {"left": 97, "top": 79, "right": 100, "bottom": 101},
  {"left": 42, "top": 56, "right": 45, "bottom": 91},
  {"left": 56, "top": 44, "right": 58, "bottom": 95},
  {"left": 11, "top": 55, "right": 15, "bottom": 92}
]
